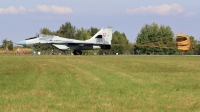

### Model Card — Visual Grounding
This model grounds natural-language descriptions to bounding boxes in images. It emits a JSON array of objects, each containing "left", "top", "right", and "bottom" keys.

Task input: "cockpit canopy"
[
  {"left": 25, "top": 34, "right": 49, "bottom": 40},
  {"left": 25, "top": 37, "right": 38, "bottom": 40}
]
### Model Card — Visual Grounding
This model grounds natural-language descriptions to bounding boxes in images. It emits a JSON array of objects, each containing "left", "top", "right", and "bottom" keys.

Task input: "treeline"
[{"left": 1, "top": 22, "right": 200, "bottom": 55}]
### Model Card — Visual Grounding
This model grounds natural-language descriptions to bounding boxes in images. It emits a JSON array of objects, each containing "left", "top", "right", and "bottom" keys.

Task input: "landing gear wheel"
[{"left": 73, "top": 50, "right": 82, "bottom": 55}]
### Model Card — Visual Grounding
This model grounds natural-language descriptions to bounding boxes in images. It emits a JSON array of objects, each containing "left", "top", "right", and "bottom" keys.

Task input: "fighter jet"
[{"left": 15, "top": 26, "right": 112, "bottom": 55}]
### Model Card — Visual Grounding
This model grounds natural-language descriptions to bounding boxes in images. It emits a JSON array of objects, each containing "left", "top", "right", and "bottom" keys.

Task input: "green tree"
[
  {"left": 75, "top": 28, "right": 88, "bottom": 40},
  {"left": 134, "top": 23, "right": 176, "bottom": 55},
  {"left": 40, "top": 28, "right": 52, "bottom": 35},
  {"left": 87, "top": 27, "right": 99, "bottom": 37},
  {"left": 196, "top": 43, "right": 200, "bottom": 55},
  {"left": 112, "top": 31, "right": 129, "bottom": 44},
  {"left": 1, "top": 39, "right": 13, "bottom": 50},
  {"left": 56, "top": 22, "right": 76, "bottom": 39},
  {"left": 111, "top": 31, "right": 130, "bottom": 54}
]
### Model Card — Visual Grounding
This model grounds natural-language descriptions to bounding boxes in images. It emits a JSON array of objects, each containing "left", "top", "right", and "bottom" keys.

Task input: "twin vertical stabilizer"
[{"left": 86, "top": 26, "right": 113, "bottom": 45}]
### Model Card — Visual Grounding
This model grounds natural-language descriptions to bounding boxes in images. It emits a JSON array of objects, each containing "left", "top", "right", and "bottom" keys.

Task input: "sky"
[{"left": 0, "top": 0, "right": 200, "bottom": 43}]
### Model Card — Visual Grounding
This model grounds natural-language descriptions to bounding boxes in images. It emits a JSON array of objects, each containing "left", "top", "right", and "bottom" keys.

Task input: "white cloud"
[
  {"left": 35, "top": 5, "right": 73, "bottom": 14},
  {"left": 0, "top": 6, "right": 26, "bottom": 14},
  {"left": 0, "top": 5, "right": 73, "bottom": 15},
  {"left": 126, "top": 3, "right": 184, "bottom": 16},
  {"left": 185, "top": 12, "right": 195, "bottom": 17}
]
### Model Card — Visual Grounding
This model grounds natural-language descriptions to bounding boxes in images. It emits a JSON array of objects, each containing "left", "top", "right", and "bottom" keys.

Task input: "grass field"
[{"left": 0, "top": 55, "right": 200, "bottom": 111}]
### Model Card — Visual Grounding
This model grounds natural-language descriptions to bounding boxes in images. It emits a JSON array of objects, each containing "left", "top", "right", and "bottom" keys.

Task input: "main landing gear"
[{"left": 73, "top": 50, "right": 82, "bottom": 55}]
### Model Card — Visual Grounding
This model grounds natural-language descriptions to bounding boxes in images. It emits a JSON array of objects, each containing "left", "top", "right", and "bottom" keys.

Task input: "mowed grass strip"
[{"left": 0, "top": 55, "right": 200, "bottom": 111}]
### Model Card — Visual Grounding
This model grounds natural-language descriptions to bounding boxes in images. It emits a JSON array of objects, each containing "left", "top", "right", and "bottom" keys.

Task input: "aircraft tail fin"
[{"left": 86, "top": 26, "right": 113, "bottom": 45}]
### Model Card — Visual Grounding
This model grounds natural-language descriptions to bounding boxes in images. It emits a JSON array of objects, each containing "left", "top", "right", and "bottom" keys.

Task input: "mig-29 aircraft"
[{"left": 15, "top": 26, "right": 112, "bottom": 55}]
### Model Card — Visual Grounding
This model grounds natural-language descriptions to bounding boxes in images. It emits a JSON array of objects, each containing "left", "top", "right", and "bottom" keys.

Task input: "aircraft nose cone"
[{"left": 15, "top": 40, "right": 26, "bottom": 45}]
